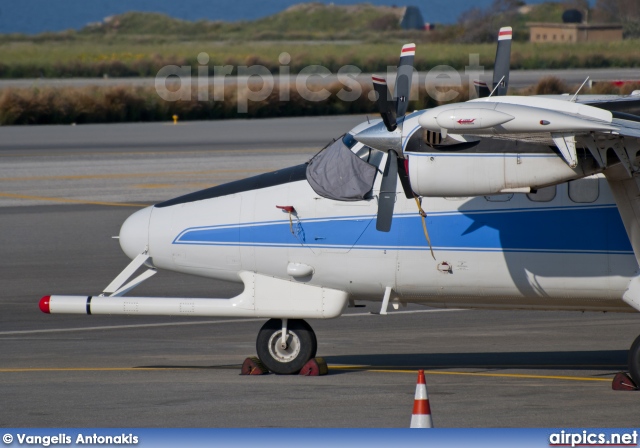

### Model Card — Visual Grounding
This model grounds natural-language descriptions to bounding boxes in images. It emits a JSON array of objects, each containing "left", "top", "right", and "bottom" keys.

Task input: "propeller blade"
[
  {"left": 474, "top": 80, "right": 491, "bottom": 99},
  {"left": 395, "top": 43, "right": 415, "bottom": 118},
  {"left": 372, "top": 76, "right": 397, "bottom": 132},
  {"left": 492, "top": 27, "right": 512, "bottom": 97},
  {"left": 376, "top": 150, "right": 399, "bottom": 232},
  {"left": 475, "top": 27, "right": 512, "bottom": 99}
]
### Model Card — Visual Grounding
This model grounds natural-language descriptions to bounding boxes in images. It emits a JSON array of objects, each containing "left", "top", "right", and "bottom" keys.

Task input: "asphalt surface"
[
  {"left": 0, "top": 117, "right": 364, "bottom": 206},
  {"left": 1, "top": 68, "right": 639, "bottom": 91},
  {"left": 1, "top": 117, "right": 640, "bottom": 428}
]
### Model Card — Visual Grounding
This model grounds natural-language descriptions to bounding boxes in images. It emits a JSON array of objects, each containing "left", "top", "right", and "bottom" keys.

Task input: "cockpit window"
[
  {"left": 155, "top": 164, "right": 307, "bottom": 208},
  {"left": 343, "top": 133, "right": 358, "bottom": 149},
  {"left": 306, "top": 138, "right": 377, "bottom": 201}
]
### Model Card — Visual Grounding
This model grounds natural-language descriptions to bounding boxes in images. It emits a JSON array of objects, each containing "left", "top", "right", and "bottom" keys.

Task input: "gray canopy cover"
[{"left": 306, "top": 138, "right": 377, "bottom": 201}]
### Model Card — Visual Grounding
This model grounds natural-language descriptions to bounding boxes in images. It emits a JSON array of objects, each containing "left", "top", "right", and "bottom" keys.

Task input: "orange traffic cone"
[{"left": 410, "top": 369, "right": 433, "bottom": 428}]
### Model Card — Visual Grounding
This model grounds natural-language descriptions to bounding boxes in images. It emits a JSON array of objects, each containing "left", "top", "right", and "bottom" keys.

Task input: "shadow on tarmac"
[
  {"left": 322, "top": 350, "right": 628, "bottom": 372},
  {"left": 133, "top": 350, "right": 628, "bottom": 375}
]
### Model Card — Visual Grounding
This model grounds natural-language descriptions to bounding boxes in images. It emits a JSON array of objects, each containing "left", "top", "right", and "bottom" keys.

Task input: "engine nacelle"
[{"left": 408, "top": 152, "right": 595, "bottom": 197}]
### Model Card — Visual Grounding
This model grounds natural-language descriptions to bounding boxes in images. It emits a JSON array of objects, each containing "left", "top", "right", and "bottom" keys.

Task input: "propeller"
[
  {"left": 372, "top": 76, "right": 397, "bottom": 132},
  {"left": 475, "top": 26, "right": 512, "bottom": 98},
  {"left": 395, "top": 43, "right": 415, "bottom": 117},
  {"left": 366, "top": 43, "right": 416, "bottom": 232},
  {"left": 376, "top": 150, "right": 399, "bottom": 232}
]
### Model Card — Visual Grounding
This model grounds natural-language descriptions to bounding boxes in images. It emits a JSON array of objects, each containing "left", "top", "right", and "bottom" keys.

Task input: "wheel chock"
[
  {"left": 299, "top": 357, "right": 328, "bottom": 376},
  {"left": 240, "top": 357, "right": 269, "bottom": 375},
  {"left": 612, "top": 372, "right": 638, "bottom": 391}
]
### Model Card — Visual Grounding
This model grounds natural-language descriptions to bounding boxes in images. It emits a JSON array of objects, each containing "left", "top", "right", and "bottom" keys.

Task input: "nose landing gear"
[{"left": 256, "top": 319, "right": 317, "bottom": 374}]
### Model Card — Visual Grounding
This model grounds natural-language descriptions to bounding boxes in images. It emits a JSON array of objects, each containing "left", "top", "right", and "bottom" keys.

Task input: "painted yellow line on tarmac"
[
  {"left": 328, "top": 366, "right": 611, "bottom": 382},
  {"left": 132, "top": 183, "right": 215, "bottom": 190},
  {"left": 0, "top": 169, "right": 264, "bottom": 182},
  {"left": 0, "top": 366, "right": 613, "bottom": 383},
  {"left": 0, "top": 147, "right": 314, "bottom": 159},
  {"left": 0, "top": 192, "right": 144, "bottom": 207},
  {"left": 0, "top": 367, "right": 178, "bottom": 372}
]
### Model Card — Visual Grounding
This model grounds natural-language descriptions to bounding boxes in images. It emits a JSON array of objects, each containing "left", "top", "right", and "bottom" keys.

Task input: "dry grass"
[
  {"left": 2, "top": 39, "right": 640, "bottom": 79},
  {"left": 589, "top": 81, "right": 640, "bottom": 95},
  {"left": 2, "top": 77, "right": 638, "bottom": 126},
  {"left": 0, "top": 79, "right": 472, "bottom": 125},
  {"left": 0, "top": 82, "right": 380, "bottom": 125}
]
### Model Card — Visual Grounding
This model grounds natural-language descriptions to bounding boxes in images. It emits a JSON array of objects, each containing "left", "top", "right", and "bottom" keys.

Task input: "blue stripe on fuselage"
[{"left": 173, "top": 205, "right": 633, "bottom": 254}]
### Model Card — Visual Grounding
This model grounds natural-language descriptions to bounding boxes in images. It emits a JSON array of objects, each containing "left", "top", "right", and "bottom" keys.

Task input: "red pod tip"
[{"left": 39, "top": 296, "right": 51, "bottom": 314}]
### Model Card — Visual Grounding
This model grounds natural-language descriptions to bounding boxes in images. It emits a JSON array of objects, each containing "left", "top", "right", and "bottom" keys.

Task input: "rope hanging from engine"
[{"left": 413, "top": 194, "right": 436, "bottom": 260}]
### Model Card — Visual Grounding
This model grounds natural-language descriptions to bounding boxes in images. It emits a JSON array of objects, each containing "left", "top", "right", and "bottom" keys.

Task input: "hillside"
[
  {"left": 1, "top": 1, "right": 633, "bottom": 44},
  {"left": 78, "top": 3, "right": 405, "bottom": 41},
  {"left": 1, "top": 2, "right": 639, "bottom": 80}
]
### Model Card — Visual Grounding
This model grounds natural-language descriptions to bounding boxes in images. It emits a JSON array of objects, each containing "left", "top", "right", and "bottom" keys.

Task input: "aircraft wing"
[
  {"left": 535, "top": 94, "right": 640, "bottom": 118},
  {"left": 614, "top": 119, "right": 640, "bottom": 138},
  {"left": 417, "top": 95, "right": 640, "bottom": 311},
  {"left": 418, "top": 95, "right": 640, "bottom": 171}
]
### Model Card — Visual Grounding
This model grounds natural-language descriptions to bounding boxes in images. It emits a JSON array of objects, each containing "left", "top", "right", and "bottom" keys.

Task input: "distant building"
[
  {"left": 528, "top": 7, "right": 622, "bottom": 43},
  {"left": 528, "top": 22, "right": 623, "bottom": 43},
  {"left": 528, "top": 9, "right": 621, "bottom": 43},
  {"left": 400, "top": 6, "right": 426, "bottom": 30}
]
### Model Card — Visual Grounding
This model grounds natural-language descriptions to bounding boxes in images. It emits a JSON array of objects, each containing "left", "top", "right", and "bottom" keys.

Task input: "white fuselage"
[{"left": 128, "top": 162, "right": 636, "bottom": 313}]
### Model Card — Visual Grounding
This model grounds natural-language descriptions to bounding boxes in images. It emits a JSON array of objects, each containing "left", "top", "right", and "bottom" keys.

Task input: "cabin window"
[
  {"left": 484, "top": 194, "right": 513, "bottom": 202},
  {"left": 527, "top": 185, "right": 556, "bottom": 202},
  {"left": 568, "top": 177, "right": 599, "bottom": 203}
]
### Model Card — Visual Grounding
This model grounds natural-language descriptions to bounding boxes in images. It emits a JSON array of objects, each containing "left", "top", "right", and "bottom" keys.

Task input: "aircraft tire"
[
  {"left": 629, "top": 334, "right": 640, "bottom": 386},
  {"left": 256, "top": 319, "right": 317, "bottom": 374}
]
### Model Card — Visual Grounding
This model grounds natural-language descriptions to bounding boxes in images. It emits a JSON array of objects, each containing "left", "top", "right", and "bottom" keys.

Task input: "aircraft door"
[{"left": 246, "top": 183, "right": 313, "bottom": 276}]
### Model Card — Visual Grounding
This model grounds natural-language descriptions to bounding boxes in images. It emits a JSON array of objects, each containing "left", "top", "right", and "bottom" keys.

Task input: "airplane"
[{"left": 38, "top": 37, "right": 640, "bottom": 386}]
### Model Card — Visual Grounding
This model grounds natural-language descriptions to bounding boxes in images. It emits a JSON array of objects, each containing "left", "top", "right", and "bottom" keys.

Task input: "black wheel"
[
  {"left": 256, "top": 319, "right": 317, "bottom": 374},
  {"left": 629, "top": 334, "right": 640, "bottom": 386}
]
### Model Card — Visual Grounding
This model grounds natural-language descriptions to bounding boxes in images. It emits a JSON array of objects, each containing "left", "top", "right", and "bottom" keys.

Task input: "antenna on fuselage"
[{"left": 571, "top": 77, "right": 590, "bottom": 102}]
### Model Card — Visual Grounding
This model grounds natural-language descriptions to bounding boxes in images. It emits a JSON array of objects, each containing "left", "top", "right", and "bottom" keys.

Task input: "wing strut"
[
  {"left": 551, "top": 133, "right": 578, "bottom": 168},
  {"left": 101, "top": 251, "right": 157, "bottom": 297}
]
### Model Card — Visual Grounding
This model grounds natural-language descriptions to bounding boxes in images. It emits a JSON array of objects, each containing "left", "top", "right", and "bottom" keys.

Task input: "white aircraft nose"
[{"left": 119, "top": 206, "right": 152, "bottom": 260}]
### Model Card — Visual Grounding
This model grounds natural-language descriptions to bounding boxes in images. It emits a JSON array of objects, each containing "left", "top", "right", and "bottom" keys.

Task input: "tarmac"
[
  {"left": 1, "top": 116, "right": 639, "bottom": 427},
  {"left": 1, "top": 69, "right": 639, "bottom": 91}
]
